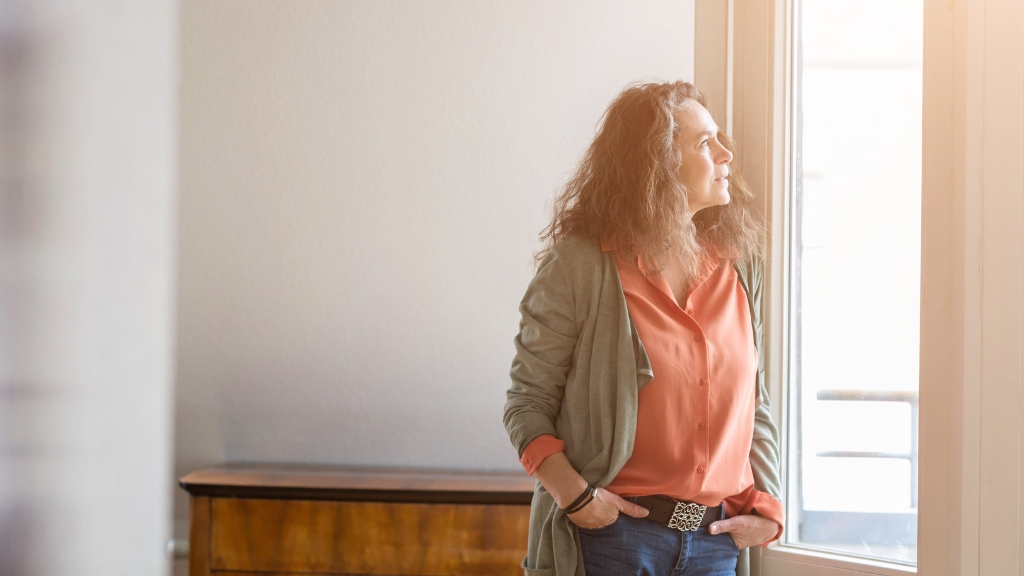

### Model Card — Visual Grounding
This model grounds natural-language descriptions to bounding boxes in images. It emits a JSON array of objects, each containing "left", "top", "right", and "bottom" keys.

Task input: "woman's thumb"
[
  {"left": 709, "top": 518, "right": 733, "bottom": 535},
  {"left": 617, "top": 497, "right": 650, "bottom": 518}
]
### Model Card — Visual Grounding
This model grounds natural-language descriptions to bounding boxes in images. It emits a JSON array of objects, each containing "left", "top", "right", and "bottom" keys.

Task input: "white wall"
[
  {"left": 0, "top": 2, "right": 177, "bottom": 575},
  {"left": 175, "top": 0, "right": 694, "bottom": 548}
]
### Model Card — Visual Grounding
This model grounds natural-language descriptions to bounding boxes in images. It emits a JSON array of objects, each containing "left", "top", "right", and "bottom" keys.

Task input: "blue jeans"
[{"left": 577, "top": 509, "right": 740, "bottom": 576}]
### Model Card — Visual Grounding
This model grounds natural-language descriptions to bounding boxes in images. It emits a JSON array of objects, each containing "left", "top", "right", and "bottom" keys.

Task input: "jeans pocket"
[
  {"left": 720, "top": 532, "right": 741, "bottom": 551},
  {"left": 576, "top": 514, "right": 622, "bottom": 534}
]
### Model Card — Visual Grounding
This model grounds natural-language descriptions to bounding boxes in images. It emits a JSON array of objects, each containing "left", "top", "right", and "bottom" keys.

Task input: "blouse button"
[
  {"left": 697, "top": 466, "right": 705, "bottom": 473},
  {"left": 694, "top": 335, "right": 703, "bottom": 343},
  {"left": 699, "top": 378, "right": 708, "bottom": 386},
  {"left": 698, "top": 423, "right": 706, "bottom": 430}
]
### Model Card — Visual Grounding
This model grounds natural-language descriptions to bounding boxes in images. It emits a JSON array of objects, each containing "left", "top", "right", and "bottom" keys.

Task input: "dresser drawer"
[{"left": 209, "top": 497, "right": 530, "bottom": 575}]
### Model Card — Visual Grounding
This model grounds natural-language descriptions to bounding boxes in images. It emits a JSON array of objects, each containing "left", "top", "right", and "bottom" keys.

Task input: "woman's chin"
[
  {"left": 707, "top": 193, "right": 731, "bottom": 210},
  {"left": 690, "top": 190, "right": 730, "bottom": 214}
]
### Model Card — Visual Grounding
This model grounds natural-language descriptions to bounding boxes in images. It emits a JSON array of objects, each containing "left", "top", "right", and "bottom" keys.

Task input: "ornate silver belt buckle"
[{"left": 667, "top": 502, "right": 707, "bottom": 532}]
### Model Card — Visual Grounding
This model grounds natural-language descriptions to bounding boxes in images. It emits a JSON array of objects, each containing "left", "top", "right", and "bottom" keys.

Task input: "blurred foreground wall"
[{"left": 0, "top": 2, "right": 177, "bottom": 575}]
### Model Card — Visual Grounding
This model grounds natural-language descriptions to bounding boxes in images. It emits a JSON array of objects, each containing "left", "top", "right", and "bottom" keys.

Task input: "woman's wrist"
[
  {"left": 562, "top": 483, "right": 596, "bottom": 514},
  {"left": 554, "top": 477, "right": 591, "bottom": 509},
  {"left": 533, "top": 452, "right": 590, "bottom": 509}
]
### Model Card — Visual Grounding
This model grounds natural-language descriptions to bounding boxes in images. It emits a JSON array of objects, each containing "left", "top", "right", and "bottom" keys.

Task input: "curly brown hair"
[{"left": 538, "top": 81, "right": 765, "bottom": 284}]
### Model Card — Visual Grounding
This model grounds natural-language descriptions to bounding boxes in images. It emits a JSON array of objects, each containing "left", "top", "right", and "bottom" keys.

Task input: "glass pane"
[{"left": 788, "top": 0, "right": 922, "bottom": 565}]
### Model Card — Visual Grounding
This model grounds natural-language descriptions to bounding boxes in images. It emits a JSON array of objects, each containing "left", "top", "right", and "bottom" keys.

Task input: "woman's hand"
[
  {"left": 531, "top": 452, "right": 648, "bottom": 529},
  {"left": 708, "top": 514, "right": 779, "bottom": 549},
  {"left": 566, "top": 488, "right": 649, "bottom": 529}
]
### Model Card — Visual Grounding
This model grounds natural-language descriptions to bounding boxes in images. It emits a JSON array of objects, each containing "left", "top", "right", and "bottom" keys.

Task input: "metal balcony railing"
[{"left": 815, "top": 389, "right": 919, "bottom": 508}]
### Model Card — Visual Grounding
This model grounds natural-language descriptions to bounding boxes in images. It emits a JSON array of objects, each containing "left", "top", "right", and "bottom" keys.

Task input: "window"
[{"left": 786, "top": 0, "right": 922, "bottom": 566}]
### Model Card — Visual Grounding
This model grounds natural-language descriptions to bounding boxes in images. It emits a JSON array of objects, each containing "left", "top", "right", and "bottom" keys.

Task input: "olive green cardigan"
[{"left": 504, "top": 237, "right": 782, "bottom": 576}]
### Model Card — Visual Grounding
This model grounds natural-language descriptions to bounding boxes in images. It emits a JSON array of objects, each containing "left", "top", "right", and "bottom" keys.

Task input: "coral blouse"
[{"left": 519, "top": 247, "right": 784, "bottom": 543}]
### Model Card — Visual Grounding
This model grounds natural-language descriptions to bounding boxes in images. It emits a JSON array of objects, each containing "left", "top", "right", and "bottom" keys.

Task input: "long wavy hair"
[{"left": 538, "top": 81, "right": 765, "bottom": 284}]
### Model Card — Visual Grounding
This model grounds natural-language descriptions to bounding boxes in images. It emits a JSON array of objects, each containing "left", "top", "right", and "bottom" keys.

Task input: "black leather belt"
[{"left": 628, "top": 495, "right": 722, "bottom": 532}]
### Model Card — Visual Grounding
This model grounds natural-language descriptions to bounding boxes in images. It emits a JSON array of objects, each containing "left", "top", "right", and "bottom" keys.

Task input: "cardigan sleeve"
[
  {"left": 504, "top": 249, "right": 580, "bottom": 457},
  {"left": 750, "top": 392, "right": 784, "bottom": 502},
  {"left": 738, "top": 256, "right": 785, "bottom": 505}
]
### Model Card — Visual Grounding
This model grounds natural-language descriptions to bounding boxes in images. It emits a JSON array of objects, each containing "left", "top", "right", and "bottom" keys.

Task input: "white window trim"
[{"left": 695, "top": 1, "right": 1024, "bottom": 575}]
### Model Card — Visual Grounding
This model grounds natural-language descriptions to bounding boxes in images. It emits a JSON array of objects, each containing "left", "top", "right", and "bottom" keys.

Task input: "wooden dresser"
[{"left": 180, "top": 465, "right": 534, "bottom": 576}]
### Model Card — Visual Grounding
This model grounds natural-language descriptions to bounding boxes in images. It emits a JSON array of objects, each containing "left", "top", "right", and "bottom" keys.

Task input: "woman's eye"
[{"left": 699, "top": 140, "right": 709, "bottom": 149}]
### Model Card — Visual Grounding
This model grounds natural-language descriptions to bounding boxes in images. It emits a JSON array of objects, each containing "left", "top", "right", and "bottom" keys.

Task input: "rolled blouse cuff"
[
  {"left": 724, "top": 487, "right": 786, "bottom": 546},
  {"left": 519, "top": 434, "right": 566, "bottom": 476}
]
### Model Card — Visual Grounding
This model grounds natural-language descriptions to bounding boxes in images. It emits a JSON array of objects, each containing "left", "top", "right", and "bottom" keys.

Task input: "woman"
[{"left": 503, "top": 81, "right": 784, "bottom": 576}]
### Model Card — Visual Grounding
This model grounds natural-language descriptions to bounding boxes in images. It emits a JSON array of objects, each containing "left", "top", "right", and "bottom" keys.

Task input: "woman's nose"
[{"left": 717, "top": 143, "right": 733, "bottom": 164}]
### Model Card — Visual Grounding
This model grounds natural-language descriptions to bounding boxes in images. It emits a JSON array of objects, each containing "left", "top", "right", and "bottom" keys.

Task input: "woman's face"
[{"left": 674, "top": 100, "right": 733, "bottom": 214}]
